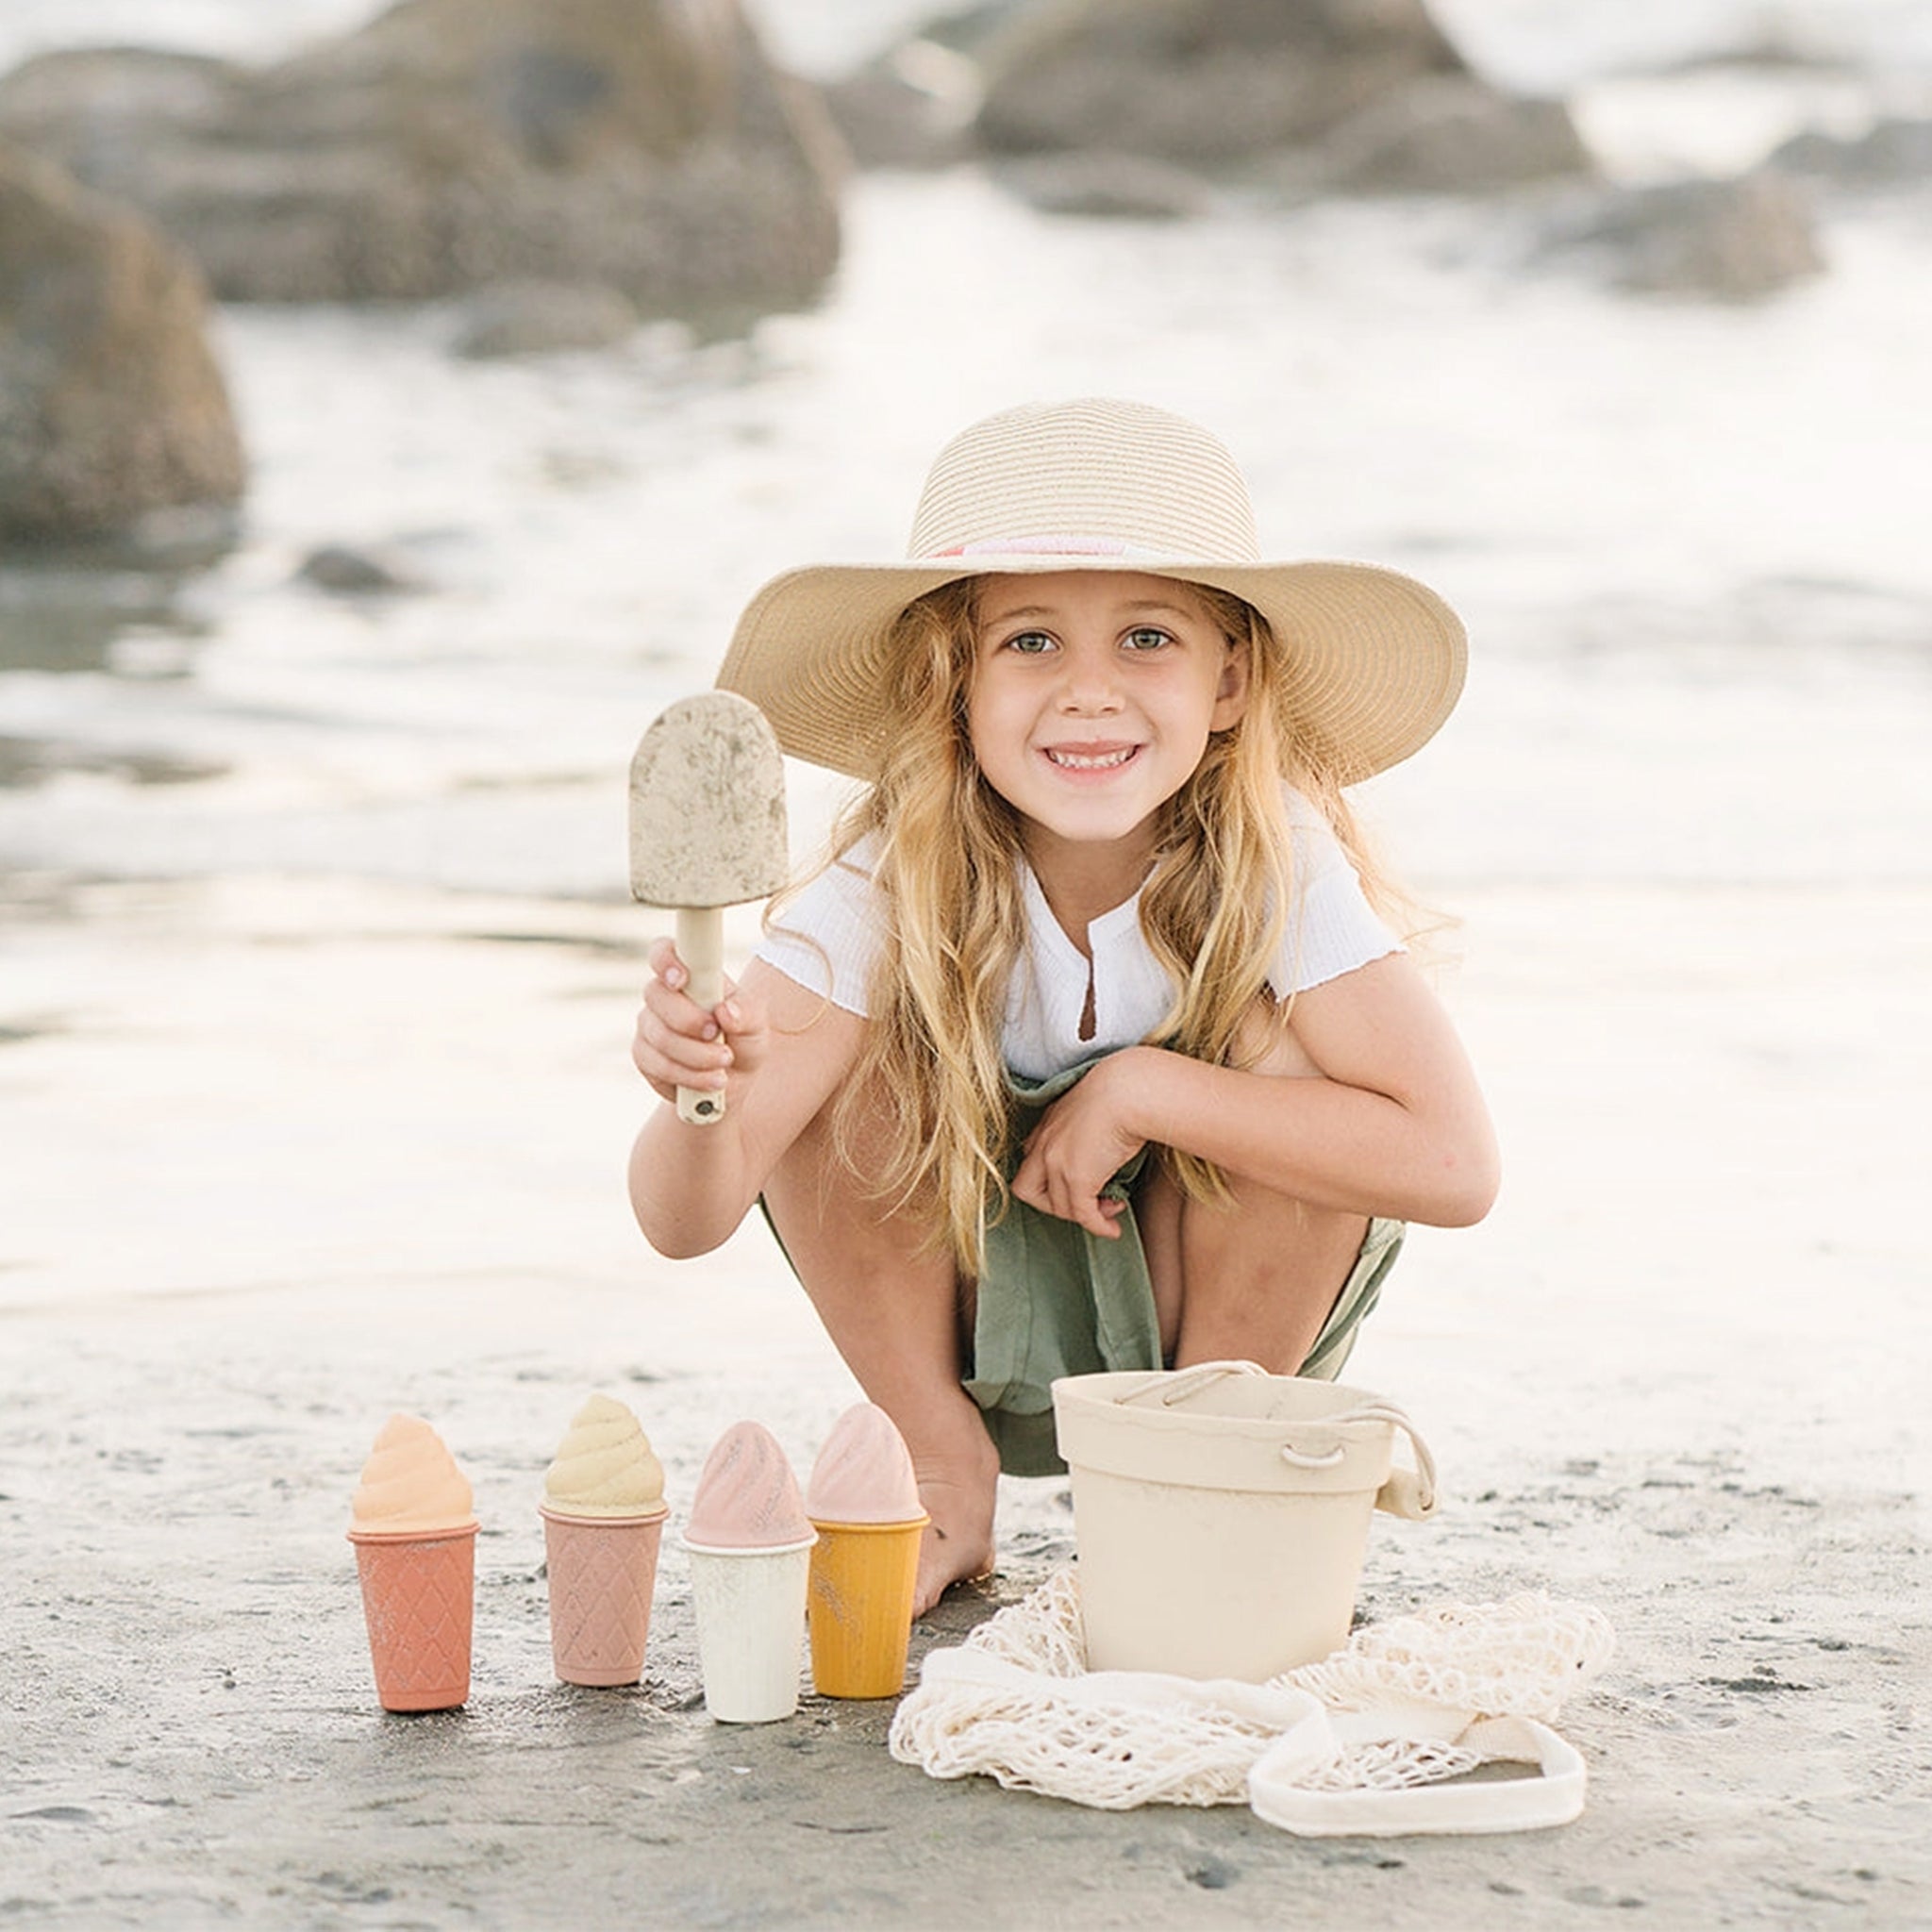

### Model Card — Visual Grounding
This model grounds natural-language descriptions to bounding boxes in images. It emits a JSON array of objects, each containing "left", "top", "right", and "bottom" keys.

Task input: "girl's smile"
[
  {"left": 1044, "top": 743, "right": 1138, "bottom": 771},
  {"left": 967, "top": 571, "right": 1249, "bottom": 882}
]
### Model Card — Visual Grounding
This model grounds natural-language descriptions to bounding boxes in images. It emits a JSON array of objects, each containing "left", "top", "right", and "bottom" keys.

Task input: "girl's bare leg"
[
  {"left": 761, "top": 1091, "right": 999, "bottom": 1616},
  {"left": 1141, "top": 1162, "right": 1368, "bottom": 1368},
  {"left": 1139, "top": 1013, "right": 1370, "bottom": 1371}
]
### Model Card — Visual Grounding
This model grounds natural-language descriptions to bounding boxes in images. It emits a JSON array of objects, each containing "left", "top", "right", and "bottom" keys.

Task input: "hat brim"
[{"left": 715, "top": 553, "right": 1466, "bottom": 786}]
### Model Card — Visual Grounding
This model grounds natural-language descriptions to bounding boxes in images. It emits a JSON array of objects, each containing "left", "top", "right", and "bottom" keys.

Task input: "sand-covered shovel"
[{"left": 628, "top": 691, "right": 788, "bottom": 1124}]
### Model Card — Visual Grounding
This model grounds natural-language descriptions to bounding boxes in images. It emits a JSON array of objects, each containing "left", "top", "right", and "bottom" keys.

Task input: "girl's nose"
[{"left": 1055, "top": 641, "right": 1124, "bottom": 712}]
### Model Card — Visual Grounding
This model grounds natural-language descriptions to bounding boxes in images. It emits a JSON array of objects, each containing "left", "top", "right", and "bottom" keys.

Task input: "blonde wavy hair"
[{"left": 775, "top": 576, "right": 1411, "bottom": 1277}]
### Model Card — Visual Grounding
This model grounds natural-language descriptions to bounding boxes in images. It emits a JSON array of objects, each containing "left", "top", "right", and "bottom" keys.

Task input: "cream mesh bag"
[{"left": 890, "top": 1572, "right": 1614, "bottom": 1835}]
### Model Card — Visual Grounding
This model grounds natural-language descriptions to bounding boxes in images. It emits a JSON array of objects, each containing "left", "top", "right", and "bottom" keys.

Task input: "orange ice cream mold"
[{"left": 347, "top": 1413, "right": 479, "bottom": 1713}]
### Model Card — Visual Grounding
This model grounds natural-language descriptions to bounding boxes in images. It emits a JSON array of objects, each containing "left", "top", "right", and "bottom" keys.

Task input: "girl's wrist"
[{"left": 1108, "top": 1045, "right": 1167, "bottom": 1142}]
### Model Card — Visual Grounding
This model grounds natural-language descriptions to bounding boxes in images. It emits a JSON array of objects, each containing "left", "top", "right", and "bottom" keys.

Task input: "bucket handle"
[
  {"left": 1119, "top": 1359, "right": 1269, "bottom": 1409},
  {"left": 1117, "top": 1367, "right": 1438, "bottom": 1521},
  {"left": 1279, "top": 1400, "right": 1437, "bottom": 1521}
]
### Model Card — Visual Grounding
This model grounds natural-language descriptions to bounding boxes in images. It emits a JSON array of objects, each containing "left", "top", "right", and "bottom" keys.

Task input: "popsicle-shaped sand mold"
[{"left": 628, "top": 691, "right": 788, "bottom": 1125}]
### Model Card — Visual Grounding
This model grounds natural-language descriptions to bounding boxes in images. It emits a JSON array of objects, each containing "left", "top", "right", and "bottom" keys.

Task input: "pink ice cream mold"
[
  {"left": 805, "top": 1403, "right": 924, "bottom": 1525},
  {"left": 683, "top": 1421, "right": 815, "bottom": 1551}
]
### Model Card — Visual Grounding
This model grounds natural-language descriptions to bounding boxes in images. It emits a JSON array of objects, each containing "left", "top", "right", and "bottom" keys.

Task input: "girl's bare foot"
[{"left": 910, "top": 1440, "right": 999, "bottom": 1616}]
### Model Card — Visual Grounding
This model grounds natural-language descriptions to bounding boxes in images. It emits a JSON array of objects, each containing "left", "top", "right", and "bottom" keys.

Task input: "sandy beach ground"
[{"left": 4, "top": 854, "right": 1927, "bottom": 1929}]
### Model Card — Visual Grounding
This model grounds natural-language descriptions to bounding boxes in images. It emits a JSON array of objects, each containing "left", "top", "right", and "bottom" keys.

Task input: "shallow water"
[{"left": 1, "top": 169, "right": 1927, "bottom": 900}]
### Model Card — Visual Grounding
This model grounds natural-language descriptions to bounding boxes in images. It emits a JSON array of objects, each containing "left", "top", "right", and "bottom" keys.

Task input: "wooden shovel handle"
[{"left": 675, "top": 908, "right": 727, "bottom": 1125}]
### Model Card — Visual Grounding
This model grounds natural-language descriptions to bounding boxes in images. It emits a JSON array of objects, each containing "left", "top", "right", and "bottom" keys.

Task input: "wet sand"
[{"left": 4, "top": 871, "right": 1926, "bottom": 1929}]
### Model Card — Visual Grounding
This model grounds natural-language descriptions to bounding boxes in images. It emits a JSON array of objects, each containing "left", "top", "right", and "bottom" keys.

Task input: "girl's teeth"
[{"left": 1049, "top": 747, "right": 1133, "bottom": 769}]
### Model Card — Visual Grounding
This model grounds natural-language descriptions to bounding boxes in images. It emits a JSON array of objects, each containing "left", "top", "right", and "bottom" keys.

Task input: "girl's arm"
[
  {"left": 1013, "top": 952, "right": 1499, "bottom": 1236},
  {"left": 628, "top": 948, "right": 865, "bottom": 1258}
]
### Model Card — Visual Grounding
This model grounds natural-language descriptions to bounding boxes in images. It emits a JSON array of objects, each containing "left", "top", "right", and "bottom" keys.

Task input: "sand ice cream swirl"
[
  {"left": 543, "top": 1393, "right": 667, "bottom": 1519},
  {"left": 350, "top": 1413, "right": 476, "bottom": 1536}
]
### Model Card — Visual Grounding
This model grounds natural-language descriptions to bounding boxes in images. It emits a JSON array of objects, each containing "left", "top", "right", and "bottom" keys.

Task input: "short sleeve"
[
  {"left": 1274, "top": 791, "right": 1403, "bottom": 994},
  {"left": 753, "top": 840, "right": 884, "bottom": 1017}
]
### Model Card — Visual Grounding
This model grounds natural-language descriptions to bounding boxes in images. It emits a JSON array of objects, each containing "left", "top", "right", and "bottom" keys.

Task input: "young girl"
[{"left": 629, "top": 399, "right": 1498, "bottom": 1614}]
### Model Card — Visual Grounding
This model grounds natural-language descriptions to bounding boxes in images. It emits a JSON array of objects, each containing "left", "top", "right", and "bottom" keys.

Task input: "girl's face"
[{"left": 965, "top": 571, "right": 1250, "bottom": 866}]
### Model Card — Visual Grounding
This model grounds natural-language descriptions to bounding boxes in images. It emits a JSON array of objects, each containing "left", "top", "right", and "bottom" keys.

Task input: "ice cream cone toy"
[
  {"left": 683, "top": 1421, "right": 816, "bottom": 1724},
  {"left": 805, "top": 1404, "right": 927, "bottom": 1699},
  {"left": 347, "top": 1414, "right": 479, "bottom": 1714},
  {"left": 540, "top": 1394, "right": 670, "bottom": 1688}
]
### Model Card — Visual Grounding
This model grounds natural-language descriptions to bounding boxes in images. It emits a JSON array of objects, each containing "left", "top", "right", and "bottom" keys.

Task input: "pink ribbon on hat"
[{"left": 924, "top": 535, "right": 1174, "bottom": 559}]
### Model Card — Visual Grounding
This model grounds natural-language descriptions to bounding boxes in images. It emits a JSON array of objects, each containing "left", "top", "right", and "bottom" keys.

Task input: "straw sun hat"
[{"left": 716, "top": 398, "right": 1465, "bottom": 786}]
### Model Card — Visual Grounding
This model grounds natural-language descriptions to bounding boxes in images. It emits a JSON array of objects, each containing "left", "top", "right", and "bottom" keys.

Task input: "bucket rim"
[{"left": 1051, "top": 1367, "right": 1398, "bottom": 1430}]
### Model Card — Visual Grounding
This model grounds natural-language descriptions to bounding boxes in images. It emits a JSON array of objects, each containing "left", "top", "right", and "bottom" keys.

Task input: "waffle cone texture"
[
  {"left": 348, "top": 1525, "right": 477, "bottom": 1712},
  {"left": 540, "top": 1505, "right": 669, "bottom": 1687}
]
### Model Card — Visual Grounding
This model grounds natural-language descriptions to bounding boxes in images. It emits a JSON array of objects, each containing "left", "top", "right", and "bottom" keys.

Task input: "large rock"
[
  {"left": 0, "top": 142, "right": 244, "bottom": 544},
  {"left": 1553, "top": 170, "right": 1826, "bottom": 302},
  {"left": 1771, "top": 116, "right": 1932, "bottom": 190},
  {"left": 974, "top": 0, "right": 1466, "bottom": 164},
  {"left": 0, "top": 0, "right": 845, "bottom": 321},
  {"left": 1307, "top": 75, "right": 1591, "bottom": 193}
]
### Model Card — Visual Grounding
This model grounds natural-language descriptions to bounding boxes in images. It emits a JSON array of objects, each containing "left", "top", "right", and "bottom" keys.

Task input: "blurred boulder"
[
  {"left": 0, "top": 0, "right": 845, "bottom": 324},
  {"left": 974, "top": 0, "right": 1466, "bottom": 164},
  {"left": 295, "top": 544, "right": 423, "bottom": 593},
  {"left": 449, "top": 280, "right": 640, "bottom": 357},
  {"left": 1771, "top": 116, "right": 1932, "bottom": 190},
  {"left": 1554, "top": 170, "right": 1826, "bottom": 302},
  {"left": 0, "top": 142, "right": 244, "bottom": 545},
  {"left": 1307, "top": 75, "right": 1591, "bottom": 193},
  {"left": 0, "top": 46, "right": 242, "bottom": 166}
]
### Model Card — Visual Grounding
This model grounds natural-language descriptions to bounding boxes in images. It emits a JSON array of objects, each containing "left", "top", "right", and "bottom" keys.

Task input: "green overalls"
[{"left": 962, "top": 1058, "right": 1405, "bottom": 1475}]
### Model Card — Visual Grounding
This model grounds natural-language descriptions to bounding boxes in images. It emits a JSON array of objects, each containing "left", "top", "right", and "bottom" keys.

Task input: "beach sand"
[{"left": 4, "top": 867, "right": 1926, "bottom": 1929}]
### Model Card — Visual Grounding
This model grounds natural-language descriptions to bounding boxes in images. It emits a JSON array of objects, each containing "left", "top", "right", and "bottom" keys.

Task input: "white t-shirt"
[{"left": 755, "top": 788, "right": 1400, "bottom": 1082}]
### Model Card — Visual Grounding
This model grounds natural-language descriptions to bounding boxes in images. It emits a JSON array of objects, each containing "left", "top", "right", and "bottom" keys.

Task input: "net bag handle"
[{"left": 1248, "top": 1714, "right": 1588, "bottom": 1837}]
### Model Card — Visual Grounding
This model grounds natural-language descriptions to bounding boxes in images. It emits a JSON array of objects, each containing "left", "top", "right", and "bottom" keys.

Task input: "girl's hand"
[
  {"left": 631, "top": 937, "right": 770, "bottom": 1112},
  {"left": 1011, "top": 1052, "right": 1150, "bottom": 1240}
]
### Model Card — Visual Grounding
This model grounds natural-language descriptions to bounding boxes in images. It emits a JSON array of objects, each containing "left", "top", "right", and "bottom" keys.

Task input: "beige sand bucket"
[{"left": 1052, "top": 1361, "right": 1437, "bottom": 1683}]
